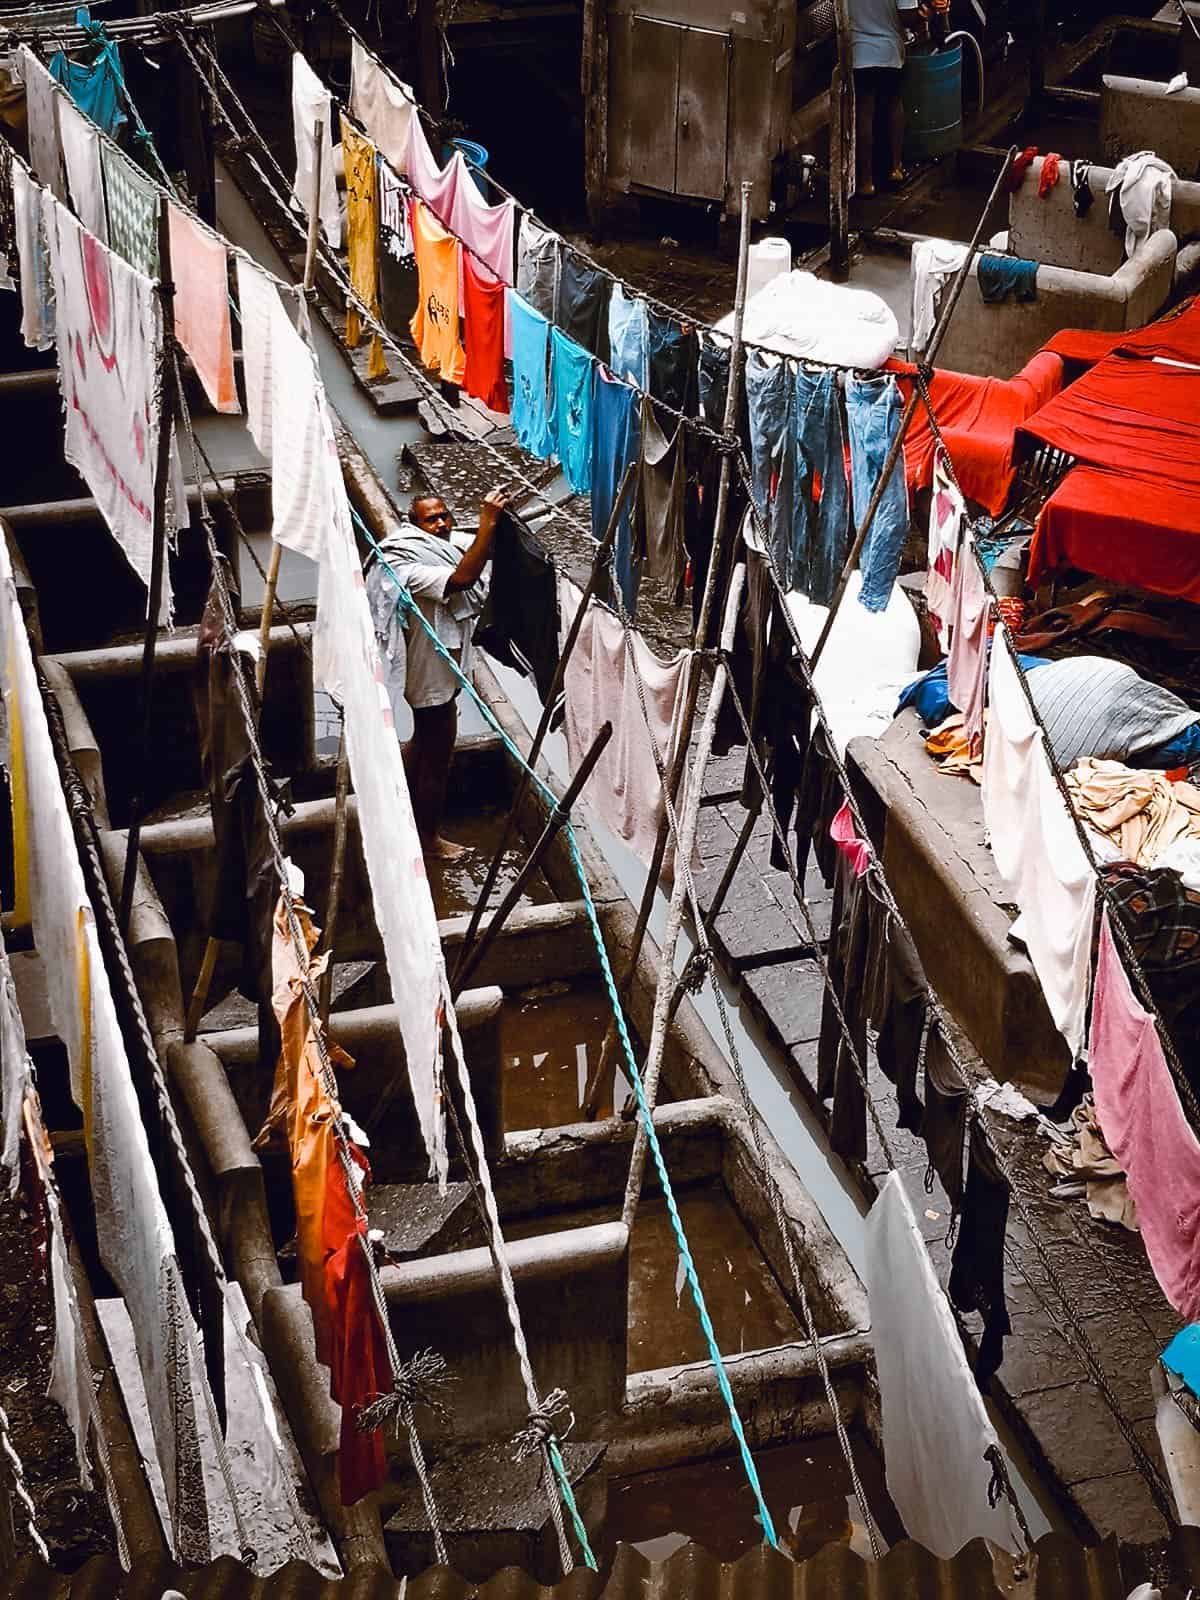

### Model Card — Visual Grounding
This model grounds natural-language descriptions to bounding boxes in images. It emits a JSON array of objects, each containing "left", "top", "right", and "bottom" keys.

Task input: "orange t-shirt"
[{"left": 410, "top": 197, "right": 465, "bottom": 386}]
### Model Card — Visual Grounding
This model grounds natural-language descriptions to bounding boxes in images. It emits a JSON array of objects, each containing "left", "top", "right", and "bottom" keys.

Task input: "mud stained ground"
[{"left": 0, "top": 1156, "right": 113, "bottom": 1568}]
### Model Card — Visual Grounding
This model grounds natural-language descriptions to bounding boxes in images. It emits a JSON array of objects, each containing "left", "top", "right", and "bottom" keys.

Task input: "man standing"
[
  {"left": 368, "top": 486, "right": 509, "bottom": 859},
  {"left": 849, "top": 0, "right": 922, "bottom": 195}
]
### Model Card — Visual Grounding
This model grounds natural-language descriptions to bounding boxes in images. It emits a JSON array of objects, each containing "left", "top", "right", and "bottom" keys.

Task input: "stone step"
[{"left": 367, "top": 1181, "right": 481, "bottom": 1260}]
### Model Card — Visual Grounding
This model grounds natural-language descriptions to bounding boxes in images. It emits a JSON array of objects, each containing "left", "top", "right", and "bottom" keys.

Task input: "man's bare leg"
[{"left": 407, "top": 697, "right": 464, "bottom": 860}]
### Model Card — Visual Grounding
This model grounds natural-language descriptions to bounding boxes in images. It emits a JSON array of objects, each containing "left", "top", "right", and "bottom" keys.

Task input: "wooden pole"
[
  {"left": 829, "top": 0, "right": 854, "bottom": 283},
  {"left": 318, "top": 729, "right": 351, "bottom": 1028},
  {"left": 119, "top": 200, "right": 175, "bottom": 935},
  {"left": 581, "top": 0, "right": 609, "bottom": 226},
  {"left": 450, "top": 461, "right": 637, "bottom": 986},
  {"left": 620, "top": 564, "right": 745, "bottom": 1227},
  {"left": 256, "top": 116, "right": 324, "bottom": 702},
  {"left": 807, "top": 144, "right": 1018, "bottom": 672},
  {"left": 584, "top": 181, "right": 753, "bottom": 1116}
]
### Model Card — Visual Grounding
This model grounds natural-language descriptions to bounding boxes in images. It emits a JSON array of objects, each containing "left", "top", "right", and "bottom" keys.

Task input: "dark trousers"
[{"left": 406, "top": 694, "right": 458, "bottom": 841}]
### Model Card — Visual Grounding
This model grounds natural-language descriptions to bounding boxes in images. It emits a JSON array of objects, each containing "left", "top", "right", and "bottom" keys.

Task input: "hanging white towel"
[
  {"left": 46, "top": 198, "right": 175, "bottom": 622},
  {"left": 982, "top": 633, "right": 1096, "bottom": 1057},
  {"left": 13, "top": 162, "right": 55, "bottom": 351},
  {"left": 57, "top": 96, "right": 107, "bottom": 242},
  {"left": 290, "top": 51, "right": 340, "bottom": 250},
  {"left": 349, "top": 36, "right": 415, "bottom": 172},
  {"left": 865, "top": 1171, "right": 1024, "bottom": 1558},
  {"left": 17, "top": 47, "right": 67, "bottom": 202}
]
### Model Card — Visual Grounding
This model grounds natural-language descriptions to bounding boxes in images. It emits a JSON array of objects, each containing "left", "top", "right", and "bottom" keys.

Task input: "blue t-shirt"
[
  {"left": 549, "top": 327, "right": 596, "bottom": 495},
  {"left": 508, "top": 290, "right": 555, "bottom": 461},
  {"left": 849, "top": 0, "right": 918, "bottom": 70}
]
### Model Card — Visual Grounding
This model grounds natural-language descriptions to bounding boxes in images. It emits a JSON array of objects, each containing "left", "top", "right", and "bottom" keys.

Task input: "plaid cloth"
[
  {"left": 1102, "top": 862, "right": 1200, "bottom": 1079},
  {"left": 101, "top": 141, "right": 158, "bottom": 276}
]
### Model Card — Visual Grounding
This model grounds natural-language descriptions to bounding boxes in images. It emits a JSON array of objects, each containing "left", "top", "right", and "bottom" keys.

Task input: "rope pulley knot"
[
  {"left": 355, "top": 1347, "right": 452, "bottom": 1432},
  {"left": 549, "top": 801, "right": 570, "bottom": 828},
  {"left": 915, "top": 361, "right": 935, "bottom": 387},
  {"left": 512, "top": 1388, "right": 574, "bottom": 1460},
  {"left": 679, "top": 947, "right": 712, "bottom": 995}
]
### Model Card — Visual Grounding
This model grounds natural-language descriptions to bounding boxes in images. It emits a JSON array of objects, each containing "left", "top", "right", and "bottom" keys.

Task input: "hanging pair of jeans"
[
  {"left": 846, "top": 372, "right": 909, "bottom": 613},
  {"left": 745, "top": 353, "right": 849, "bottom": 604}
]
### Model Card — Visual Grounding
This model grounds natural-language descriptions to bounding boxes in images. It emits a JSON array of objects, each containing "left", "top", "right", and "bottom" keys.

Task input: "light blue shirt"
[{"left": 849, "top": 0, "right": 918, "bottom": 70}]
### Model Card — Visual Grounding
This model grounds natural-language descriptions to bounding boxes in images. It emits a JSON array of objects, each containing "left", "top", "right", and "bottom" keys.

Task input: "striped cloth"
[{"left": 1027, "top": 654, "right": 1199, "bottom": 770}]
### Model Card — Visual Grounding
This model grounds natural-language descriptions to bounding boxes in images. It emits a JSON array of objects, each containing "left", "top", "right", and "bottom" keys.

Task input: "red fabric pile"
[
  {"left": 1021, "top": 305, "right": 1200, "bottom": 601},
  {"left": 890, "top": 351, "right": 1065, "bottom": 515}
]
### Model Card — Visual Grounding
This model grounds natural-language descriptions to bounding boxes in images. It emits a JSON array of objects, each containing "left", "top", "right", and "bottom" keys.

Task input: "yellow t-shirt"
[{"left": 410, "top": 197, "right": 465, "bottom": 386}]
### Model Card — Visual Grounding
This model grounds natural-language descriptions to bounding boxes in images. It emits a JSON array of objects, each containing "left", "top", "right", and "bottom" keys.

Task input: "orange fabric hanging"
[
  {"left": 340, "top": 115, "right": 388, "bottom": 382},
  {"left": 255, "top": 894, "right": 354, "bottom": 1364},
  {"left": 410, "top": 197, "right": 465, "bottom": 386}
]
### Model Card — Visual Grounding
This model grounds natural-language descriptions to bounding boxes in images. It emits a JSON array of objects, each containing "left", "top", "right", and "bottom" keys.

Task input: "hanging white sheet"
[
  {"left": 349, "top": 37, "right": 415, "bottom": 173},
  {"left": 291, "top": 51, "right": 340, "bottom": 250}
]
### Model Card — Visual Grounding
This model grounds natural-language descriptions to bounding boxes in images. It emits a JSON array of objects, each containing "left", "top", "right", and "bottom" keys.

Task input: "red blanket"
[
  {"left": 1028, "top": 464, "right": 1200, "bottom": 601},
  {"left": 892, "top": 352, "right": 1065, "bottom": 516}
]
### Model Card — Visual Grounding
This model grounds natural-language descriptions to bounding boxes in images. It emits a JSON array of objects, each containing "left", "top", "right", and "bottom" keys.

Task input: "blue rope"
[{"left": 356, "top": 514, "right": 780, "bottom": 1551}]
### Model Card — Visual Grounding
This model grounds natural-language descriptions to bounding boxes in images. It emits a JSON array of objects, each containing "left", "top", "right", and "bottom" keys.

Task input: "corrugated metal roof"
[{"left": 7, "top": 1529, "right": 1200, "bottom": 1600}]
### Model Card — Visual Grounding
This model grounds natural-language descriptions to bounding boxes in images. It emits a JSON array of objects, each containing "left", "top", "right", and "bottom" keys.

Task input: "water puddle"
[
  {"left": 500, "top": 978, "right": 640, "bottom": 1130},
  {"left": 424, "top": 806, "right": 557, "bottom": 921},
  {"left": 607, "top": 1435, "right": 886, "bottom": 1564}
]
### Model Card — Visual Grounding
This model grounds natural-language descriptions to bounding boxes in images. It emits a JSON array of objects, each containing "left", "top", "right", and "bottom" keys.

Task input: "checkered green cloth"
[{"left": 101, "top": 141, "right": 159, "bottom": 276}]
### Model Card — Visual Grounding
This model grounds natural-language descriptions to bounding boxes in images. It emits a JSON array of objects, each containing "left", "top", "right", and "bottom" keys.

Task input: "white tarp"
[{"left": 712, "top": 269, "right": 899, "bottom": 370}]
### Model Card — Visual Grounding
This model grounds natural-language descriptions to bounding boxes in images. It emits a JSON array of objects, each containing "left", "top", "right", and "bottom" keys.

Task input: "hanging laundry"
[
  {"left": 193, "top": 563, "right": 276, "bottom": 1010},
  {"left": 349, "top": 36, "right": 415, "bottom": 171},
  {"left": 515, "top": 211, "right": 561, "bottom": 320},
  {"left": 922, "top": 1024, "right": 968, "bottom": 1209},
  {"left": 17, "top": 47, "right": 67, "bottom": 203},
  {"left": 0, "top": 952, "right": 30, "bottom": 1193},
  {"left": 1106, "top": 151, "right": 1174, "bottom": 260},
  {"left": 925, "top": 444, "right": 962, "bottom": 649},
  {"left": 12, "top": 163, "right": 54, "bottom": 351},
  {"left": 948, "top": 1120, "right": 1013, "bottom": 1384},
  {"left": 0, "top": 140, "right": 15, "bottom": 292},
  {"left": 977, "top": 255, "right": 1038, "bottom": 303},
  {"left": 549, "top": 326, "right": 595, "bottom": 494},
  {"left": 449, "top": 171, "right": 516, "bottom": 286},
  {"left": 847, "top": 371, "right": 907, "bottom": 612},
  {"left": 410, "top": 198, "right": 465, "bottom": 386},
  {"left": 1007, "top": 145, "right": 1039, "bottom": 191},
  {"left": 982, "top": 635, "right": 1096, "bottom": 1058},
  {"left": 462, "top": 254, "right": 509, "bottom": 413},
  {"left": 473, "top": 507, "right": 560, "bottom": 704},
  {"left": 325, "top": 1199, "right": 390, "bottom": 1504},
  {"left": 48, "top": 30, "right": 128, "bottom": 137},
  {"left": 831, "top": 799, "right": 871, "bottom": 876},
  {"left": 608, "top": 283, "right": 649, "bottom": 389},
  {"left": 793, "top": 367, "right": 850, "bottom": 607},
  {"left": 47, "top": 199, "right": 178, "bottom": 618},
  {"left": 403, "top": 114, "right": 464, "bottom": 219},
  {"left": 167, "top": 201, "right": 237, "bottom": 413},
  {"left": 0, "top": 536, "right": 212, "bottom": 1560},
  {"left": 1100, "top": 861, "right": 1200, "bottom": 1061},
  {"left": 818, "top": 854, "right": 871, "bottom": 1160},
  {"left": 508, "top": 288, "right": 554, "bottom": 458},
  {"left": 647, "top": 309, "right": 699, "bottom": 416},
  {"left": 340, "top": 116, "right": 387, "bottom": 382},
  {"left": 291, "top": 51, "right": 340, "bottom": 249},
  {"left": 560, "top": 576, "right": 689, "bottom": 874},
  {"left": 1037, "top": 151, "right": 1063, "bottom": 196},
  {"left": 790, "top": 721, "right": 843, "bottom": 888},
  {"left": 57, "top": 95, "right": 106, "bottom": 242},
  {"left": 591, "top": 365, "right": 642, "bottom": 616},
  {"left": 870, "top": 909, "right": 927, "bottom": 1135},
  {"left": 910, "top": 238, "right": 969, "bottom": 354},
  {"left": 635, "top": 396, "right": 687, "bottom": 604},
  {"left": 744, "top": 351, "right": 793, "bottom": 577},
  {"left": 314, "top": 412, "right": 460, "bottom": 1183},
  {"left": 377, "top": 159, "right": 416, "bottom": 333},
  {"left": 865, "top": 1171, "right": 1023, "bottom": 1559},
  {"left": 237, "top": 256, "right": 336, "bottom": 563},
  {"left": 1071, "top": 159, "right": 1095, "bottom": 217},
  {"left": 946, "top": 533, "right": 990, "bottom": 755},
  {"left": 558, "top": 248, "right": 611, "bottom": 363},
  {"left": 100, "top": 140, "right": 159, "bottom": 276}
]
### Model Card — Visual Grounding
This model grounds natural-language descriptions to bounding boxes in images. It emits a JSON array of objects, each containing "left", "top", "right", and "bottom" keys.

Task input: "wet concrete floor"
[{"left": 423, "top": 805, "right": 557, "bottom": 922}]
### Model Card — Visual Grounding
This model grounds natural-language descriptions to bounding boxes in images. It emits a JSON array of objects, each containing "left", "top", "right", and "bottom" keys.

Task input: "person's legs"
[
  {"left": 854, "top": 72, "right": 877, "bottom": 195},
  {"left": 881, "top": 69, "right": 906, "bottom": 184},
  {"left": 406, "top": 695, "right": 461, "bottom": 857}
]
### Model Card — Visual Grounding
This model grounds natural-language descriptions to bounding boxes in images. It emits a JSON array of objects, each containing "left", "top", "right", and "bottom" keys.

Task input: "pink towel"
[
  {"left": 830, "top": 800, "right": 871, "bottom": 877},
  {"left": 947, "top": 535, "right": 990, "bottom": 755},
  {"left": 1090, "top": 908, "right": 1200, "bottom": 1322},
  {"left": 168, "top": 202, "right": 239, "bottom": 415}
]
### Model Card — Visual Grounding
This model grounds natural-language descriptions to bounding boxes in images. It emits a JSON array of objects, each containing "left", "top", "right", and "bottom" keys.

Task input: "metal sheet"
[
  {"left": 676, "top": 26, "right": 730, "bottom": 200},
  {"left": 627, "top": 15, "right": 680, "bottom": 191}
]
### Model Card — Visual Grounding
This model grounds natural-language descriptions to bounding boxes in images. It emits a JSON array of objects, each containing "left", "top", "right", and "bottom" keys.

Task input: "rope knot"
[
  {"left": 355, "top": 1348, "right": 452, "bottom": 1432},
  {"left": 679, "top": 947, "right": 712, "bottom": 994},
  {"left": 549, "top": 802, "right": 570, "bottom": 828},
  {"left": 512, "top": 1388, "right": 574, "bottom": 1460}
]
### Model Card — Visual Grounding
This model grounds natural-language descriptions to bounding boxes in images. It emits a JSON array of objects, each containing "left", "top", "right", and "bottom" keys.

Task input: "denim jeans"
[
  {"left": 792, "top": 367, "right": 849, "bottom": 607},
  {"left": 746, "top": 355, "right": 849, "bottom": 602},
  {"left": 608, "top": 284, "right": 649, "bottom": 390},
  {"left": 846, "top": 373, "right": 908, "bottom": 612}
]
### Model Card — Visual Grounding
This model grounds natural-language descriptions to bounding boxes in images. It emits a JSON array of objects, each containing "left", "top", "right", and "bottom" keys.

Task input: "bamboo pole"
[
  {"left": 256, "top": 115, "right": 324, "bottom": 701},
  {"left": 318, "top": 728, "right": 351, "bottom": 1028},
  {"left": 829, "top": 0, "right": 854, "bottom": 282},
  {"left": 620, "top": 564, "right": 745, "bottom": 1226},
  {"left": 807, "top": 143, "right": 1018, "bottom": 672},
  {"left": 450, "top": 461, "right": 637, "bottom": 986},
  {"left": 583, "top": 180, "right": 754, "bottom": 1118},
  {"left": 119, "top": 201, "right": 176, "bottom": 935}
]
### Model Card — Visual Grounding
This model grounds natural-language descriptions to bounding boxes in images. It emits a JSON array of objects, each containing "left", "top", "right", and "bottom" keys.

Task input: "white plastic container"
[{"left": 745, "top": 236, "right": 792, "bottom": 302}]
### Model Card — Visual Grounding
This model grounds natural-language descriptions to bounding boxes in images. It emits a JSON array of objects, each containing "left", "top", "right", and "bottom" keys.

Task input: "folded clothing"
[
  {"left": 1065, "top": 757, "right": 1200, "bottom": 867},
  {"left": 978, "top": 254, "right": 1038, "bottom": 304},
  {"left": 1025, "top": 654, "right": 1200, "bottom": 770}
]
